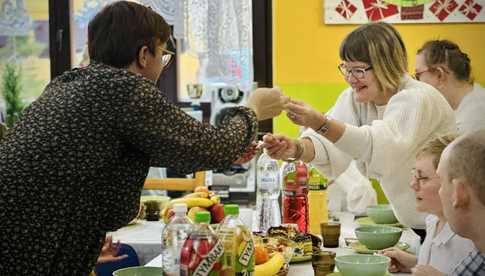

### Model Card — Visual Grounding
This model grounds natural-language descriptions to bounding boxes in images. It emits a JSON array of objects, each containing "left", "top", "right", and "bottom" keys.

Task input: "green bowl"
[
  {"left": 336, "top": 254, "right": 390, "bottom": 276},
  {"left": 355, "top": 225, "right": 402, "bottom": 250},
  {"left": 113, "top": 266, "right": 162, "bottom": 276},
  {"left": 366, "top": 205, "right": 398, "bottom": 224}
]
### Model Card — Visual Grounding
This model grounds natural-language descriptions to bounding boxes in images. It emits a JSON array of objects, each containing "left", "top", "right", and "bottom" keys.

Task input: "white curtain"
[{"left": 142, "top": 0, "right": 254, "bottom": 92}]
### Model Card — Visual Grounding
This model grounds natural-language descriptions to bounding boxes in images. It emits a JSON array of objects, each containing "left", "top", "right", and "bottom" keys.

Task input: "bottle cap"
[
  {"left": 173, "top": 203, "right": 188, "bottom": 214},
  {"left": 195, "top": 211, "right": 211, "bottom": 223},
  {"left": 224, "top": 204, "right": 239, "bottom": 216}
]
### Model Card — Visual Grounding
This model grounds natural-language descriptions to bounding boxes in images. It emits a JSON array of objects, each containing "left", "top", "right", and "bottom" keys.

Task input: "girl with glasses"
[{"left": 261, "top": 22, "right": 456, "bottom": 231}]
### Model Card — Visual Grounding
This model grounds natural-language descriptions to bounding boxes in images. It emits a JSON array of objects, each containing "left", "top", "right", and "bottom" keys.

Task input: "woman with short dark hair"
[{"left": 0, "top": 1, "right": 283, "bottom": 274}]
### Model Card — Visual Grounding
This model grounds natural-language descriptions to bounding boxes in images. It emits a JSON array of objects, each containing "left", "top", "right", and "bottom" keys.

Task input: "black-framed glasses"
[
  {"left": 414, "top": 68, "right": 432, "bottom": 81},
  {"left": 338, "top": 63, "right": 373, "bottom": 79},
  {"left": 161, "top": 48, "right": 175, "bottom": 68},
  {"left": 161, "top": 35, "right": 176, "bottom": 69},
  {"left": 411, "top": 168, "right": 439, "bottom": 186}
]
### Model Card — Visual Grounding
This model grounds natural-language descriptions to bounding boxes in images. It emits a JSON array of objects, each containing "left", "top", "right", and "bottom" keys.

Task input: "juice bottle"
[
  {"left": 180, "top": 211, "right": 224, "bottom": 276},
  {"left": 218, "top": 204, "right": 255, "bottom": 276},
  {"left": 281, "top": 160, "right": 309, "bottom": 233},
  {"left": 308, "top": 165, "right": 329, "bottom": 235}
]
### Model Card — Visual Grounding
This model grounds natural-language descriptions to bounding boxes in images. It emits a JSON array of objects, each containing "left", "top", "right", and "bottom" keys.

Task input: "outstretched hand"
[
  {"left": 97, "top": 236, "right": 128, "bottom": 264},
  {"left": 284, "top": 99, "right": 324, "bottom": 130},
  {"left": 233, "top": 141, "right": 259, "bottom": 165},
  {"left": 260, "top": 133, "right": 297, "bottom": 160},
  {"left": 379, "top": 247, "right": 416, "bottom": 273}
]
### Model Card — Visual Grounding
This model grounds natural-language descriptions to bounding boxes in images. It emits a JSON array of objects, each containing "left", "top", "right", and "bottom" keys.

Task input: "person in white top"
[
  {"left": 260, "top": 22, "right": 456, "bottom": 229},
  {"left": 415, "top": 40, "right": 485, "bottom": 134},
  {"left": 381, "top": 136, "right": 474, "bottom": 275}
]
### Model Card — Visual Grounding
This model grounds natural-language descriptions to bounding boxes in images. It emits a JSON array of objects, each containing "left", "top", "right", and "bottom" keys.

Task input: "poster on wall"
[{"left": 325, "top": 0, "right": 485, "bottom": 24}]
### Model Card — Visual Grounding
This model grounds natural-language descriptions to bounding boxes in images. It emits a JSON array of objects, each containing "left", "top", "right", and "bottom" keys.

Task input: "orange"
[
  {"left": 194, "top": 186, "right": 209, "bottom": 193},
  {"left": 254, "top": 244, "right": 269, "bottom": 265}
]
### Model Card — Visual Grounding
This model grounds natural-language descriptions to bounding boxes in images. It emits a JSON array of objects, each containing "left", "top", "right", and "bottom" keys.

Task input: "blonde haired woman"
[{"left": 262, "top": 22, "right": 456, "bottom": 230}]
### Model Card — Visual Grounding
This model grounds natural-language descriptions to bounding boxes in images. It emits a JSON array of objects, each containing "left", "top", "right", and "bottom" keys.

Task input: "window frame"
[{"left": 49, "top": 0, "right": 273, "bottom": 132}]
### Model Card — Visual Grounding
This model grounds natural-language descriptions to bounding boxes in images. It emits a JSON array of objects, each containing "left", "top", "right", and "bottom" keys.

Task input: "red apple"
[{"left": 210, "top": 203, "right": 225, "bottom": 224}]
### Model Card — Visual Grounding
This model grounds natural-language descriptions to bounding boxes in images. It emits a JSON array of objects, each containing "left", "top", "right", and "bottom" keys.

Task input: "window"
[{"left": 0, "top": 0, "right": 50, "bottom": 103}]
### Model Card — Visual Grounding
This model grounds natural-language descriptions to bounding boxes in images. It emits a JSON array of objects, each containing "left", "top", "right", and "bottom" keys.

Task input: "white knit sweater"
[
  {"left": 302, "top": 75, "right": 456, "bottom": 228},
  {"left": 455, "top": 83, "right": 485, "bottom": 134}
]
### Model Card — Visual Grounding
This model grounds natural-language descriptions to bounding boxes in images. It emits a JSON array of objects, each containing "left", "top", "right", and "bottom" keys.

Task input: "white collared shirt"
[{"left": 418, "top": 214, "right": 476, "bottom": 274}]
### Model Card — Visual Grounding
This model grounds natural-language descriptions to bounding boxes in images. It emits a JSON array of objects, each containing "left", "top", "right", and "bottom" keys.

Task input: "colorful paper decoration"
[
  {"left": 401, "top": 5, "right": 425, "bottom": 19},
  {"left": 336, "top": 0, "right": 358, "bottom": 19},
  {"left": 362, "top": 0, "right": 399, "bottom": 21},
  {"left": 429, "top": 0, "right": 459, "bottom": 21},
  {"left": 459, "top": 0, "right": 483, "bottom": 20}
]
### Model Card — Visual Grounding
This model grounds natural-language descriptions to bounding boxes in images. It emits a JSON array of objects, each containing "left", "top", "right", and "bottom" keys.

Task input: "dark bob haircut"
[{"left": 88, "top": 1, "right": 171, "bottom": 68}]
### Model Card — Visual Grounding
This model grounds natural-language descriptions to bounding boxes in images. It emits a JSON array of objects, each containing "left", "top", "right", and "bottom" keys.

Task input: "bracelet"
[
  {"left": 315, "top": 116, "right": 331, "bottom": 136},
  {"left": 293, "top": 139, "right": 304, "bottom": 160}
]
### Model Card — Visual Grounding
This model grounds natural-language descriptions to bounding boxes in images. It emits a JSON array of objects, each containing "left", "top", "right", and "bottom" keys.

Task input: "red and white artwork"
[
  {"left": 363, "top": 0, "right": 399, "bottom": 21},
  {"left": 429, "top": 0, "right": 459, "bottom": 21},
  {"left": 459, "top": 0, "right": 483, "bottom": 20},
  {"left": 336, "top": 0, "right": 358, "bottom": 19},
  {"left": 324, "top": 0, "right": 485, "bottom": 24}
]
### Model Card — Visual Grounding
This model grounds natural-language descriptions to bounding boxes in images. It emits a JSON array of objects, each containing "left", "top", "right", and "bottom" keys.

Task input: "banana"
[
  {"left": 183, "top": 192, "right": 209, "bottom": 199},
  {"left": 210, "top": 195, "right": 221, "bottom": 205},
  {"left": 255, "top": 253, "right": 284, "bottom": 276},
  {"left": 167, "top": 197, "right": 214, "bottom": 209},
  {"left": 161, "top": 207, "right": 171, "bottom": 223}
]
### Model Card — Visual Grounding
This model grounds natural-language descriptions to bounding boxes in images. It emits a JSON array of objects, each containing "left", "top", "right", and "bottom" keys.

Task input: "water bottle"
[
  {"left": 255, "top": 150, "right": 281, "bottom": 233},
  {"left": 218, "top": 204, "right": 255, "bottom": 276},
  {"left": 161, "top": 203, "right": 193, "bottom": 276}
]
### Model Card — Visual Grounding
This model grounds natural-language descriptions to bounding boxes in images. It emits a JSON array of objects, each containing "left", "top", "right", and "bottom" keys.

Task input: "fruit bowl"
[
  {"left": 335, "top": 254, "right": 390, "bottom": 276},
  {"left": 366, "top": 204, "right": 398, "bottom": 224},
  {"left": 355, "top": 225, "right": 402, "bottom": 250}
]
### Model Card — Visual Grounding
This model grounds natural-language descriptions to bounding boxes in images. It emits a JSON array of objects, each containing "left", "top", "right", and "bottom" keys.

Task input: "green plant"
[{"left": 2, "top": 63, "right": 24, "bottom": 128}]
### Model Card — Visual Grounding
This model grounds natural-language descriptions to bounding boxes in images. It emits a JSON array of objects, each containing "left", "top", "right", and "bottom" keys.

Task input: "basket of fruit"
[{"left": 253, "top": 235, "right": 294, "bottom": 276}]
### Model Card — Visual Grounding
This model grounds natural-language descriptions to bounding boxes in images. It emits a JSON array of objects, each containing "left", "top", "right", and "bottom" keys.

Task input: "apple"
[
  {"left": 209, "top": 203, "right": 225, "bottom": 224},
  {"left": 187, "top": 206, "right": 207, "bottom": 222},
  {"left": 194, "top": 186, "right": 209, "bottom": 193}
]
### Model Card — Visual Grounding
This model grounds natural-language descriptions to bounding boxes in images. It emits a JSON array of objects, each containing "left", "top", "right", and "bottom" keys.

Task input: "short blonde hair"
[
  {"left": 339, "top": 22, "right": 407, "bottom": 95},
  {"left": 417, "top": 135, "right": 456, "bottom": 169}
]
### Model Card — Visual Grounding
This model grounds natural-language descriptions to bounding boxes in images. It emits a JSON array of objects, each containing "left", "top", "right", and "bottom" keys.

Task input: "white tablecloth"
[
  {"left": 144, "top": 212, "right": 420, "bottom": 275},
  {"left": 108, "top": 220, "right": 163, "bottom": 265}
]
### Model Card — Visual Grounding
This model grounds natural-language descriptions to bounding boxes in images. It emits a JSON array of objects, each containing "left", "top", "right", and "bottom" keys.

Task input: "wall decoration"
[{"left": 325, "top": 0, "right": 485, "bottom": 23}]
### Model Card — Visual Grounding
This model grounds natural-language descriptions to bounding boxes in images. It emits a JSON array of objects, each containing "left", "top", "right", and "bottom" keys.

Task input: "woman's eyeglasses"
[
  {"left": 414, "top": 69, "right": 432, "bottom": 81},
  {"left": 338, "top": 63, "right": 373, "bottom": 79},
  {"left": 161, "top": 48, "right": 175, "bottom": 68},
  {"left": 161, "top": 35, "right": 176, "bottom": 69}
]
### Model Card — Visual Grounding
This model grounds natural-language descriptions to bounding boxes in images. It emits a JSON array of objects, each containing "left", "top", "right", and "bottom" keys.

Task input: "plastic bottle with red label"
[
  {"left": 281, "top": 160, "right": 309, "bottom": 233},
  {"left": 180, "top": 211, "right": 224, "bottom": 276}
]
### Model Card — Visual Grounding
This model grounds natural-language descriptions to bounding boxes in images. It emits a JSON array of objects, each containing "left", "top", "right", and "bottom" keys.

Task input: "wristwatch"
[{"left": 314, "top": 115, "right": 331, "bottom": 136}]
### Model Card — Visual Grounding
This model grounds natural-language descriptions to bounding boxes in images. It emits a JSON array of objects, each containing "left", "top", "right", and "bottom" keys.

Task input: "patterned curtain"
[{"left": 142, "top": 0, "right": 254, "bottom": 92}]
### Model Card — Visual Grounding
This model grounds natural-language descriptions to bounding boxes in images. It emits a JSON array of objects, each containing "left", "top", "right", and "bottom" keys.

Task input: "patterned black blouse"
[{"left": 0, "top": 62, "right": 257, "bottom": 275}]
